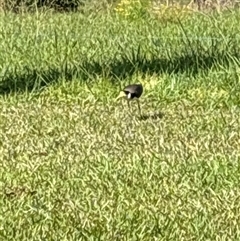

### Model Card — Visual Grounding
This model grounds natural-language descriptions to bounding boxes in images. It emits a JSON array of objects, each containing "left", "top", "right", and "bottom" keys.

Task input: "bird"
[{"left": 115, "top": 83, "right": 143, "bottom": 116}]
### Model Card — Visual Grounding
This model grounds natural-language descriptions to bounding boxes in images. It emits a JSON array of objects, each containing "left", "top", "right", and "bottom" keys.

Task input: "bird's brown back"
[{"left": 123, "top": 84, "right": 143, "bottom": 98}]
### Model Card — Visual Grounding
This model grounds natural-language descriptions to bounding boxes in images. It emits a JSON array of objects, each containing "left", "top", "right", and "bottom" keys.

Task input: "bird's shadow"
[{"left": 138, "top": 111, "right": 164, "bottom": 121}]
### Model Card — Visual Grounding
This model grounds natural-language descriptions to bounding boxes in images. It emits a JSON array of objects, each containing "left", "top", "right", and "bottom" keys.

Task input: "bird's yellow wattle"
[{"left": 115, "top": 91, "right": 126, "bottom": 101}]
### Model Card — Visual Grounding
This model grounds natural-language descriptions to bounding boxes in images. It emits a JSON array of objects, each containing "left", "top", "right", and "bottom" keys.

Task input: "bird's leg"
[
  {"left": 127, "top": 100, "right": 131, "bottom": 112},
  {"left": 137, "top": 99, "right": 142, "bottom": 116}
]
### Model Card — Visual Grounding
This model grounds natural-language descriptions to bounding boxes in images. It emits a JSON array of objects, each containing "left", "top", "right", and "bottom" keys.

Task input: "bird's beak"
[{"left": 115, "top": 91, "right": 126, "bottom": 101}]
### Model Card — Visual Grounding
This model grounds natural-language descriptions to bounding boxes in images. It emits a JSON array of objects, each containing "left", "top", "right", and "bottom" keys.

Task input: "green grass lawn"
[{"left": 0, "top": 6, "right": 240, "bottom": 240}]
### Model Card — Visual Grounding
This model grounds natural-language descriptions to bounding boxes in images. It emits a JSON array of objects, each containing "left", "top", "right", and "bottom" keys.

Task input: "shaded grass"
[
  {"left": 1, "top": 43, "right": 240, "bottom": 94},
  {"left": 0, "top": 8, "right": 240, "bottom": 241},
  {"left": 0, "top": 10, "right": 240, "bottom": 94}
]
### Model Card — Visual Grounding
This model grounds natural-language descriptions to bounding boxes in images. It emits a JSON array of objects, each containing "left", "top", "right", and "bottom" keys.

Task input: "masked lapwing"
[{"left": 116, "top": 83, "right": 143, "bottom": 116}]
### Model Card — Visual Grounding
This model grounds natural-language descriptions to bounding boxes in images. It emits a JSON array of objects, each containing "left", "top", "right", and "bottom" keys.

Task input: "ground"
[{"left": 0, "top": 6, "right": 240, "bottom": 240}]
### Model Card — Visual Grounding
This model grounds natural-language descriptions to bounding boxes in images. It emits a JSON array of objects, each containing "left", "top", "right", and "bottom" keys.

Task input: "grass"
[{"left": 0, "top": 5, "right": 240, "bottom": 240}]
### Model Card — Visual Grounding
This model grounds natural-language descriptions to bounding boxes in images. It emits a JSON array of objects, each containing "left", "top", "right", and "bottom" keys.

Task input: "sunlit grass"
[{"left": 0, "top": 6, "right": 240, "bottom": 240}]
